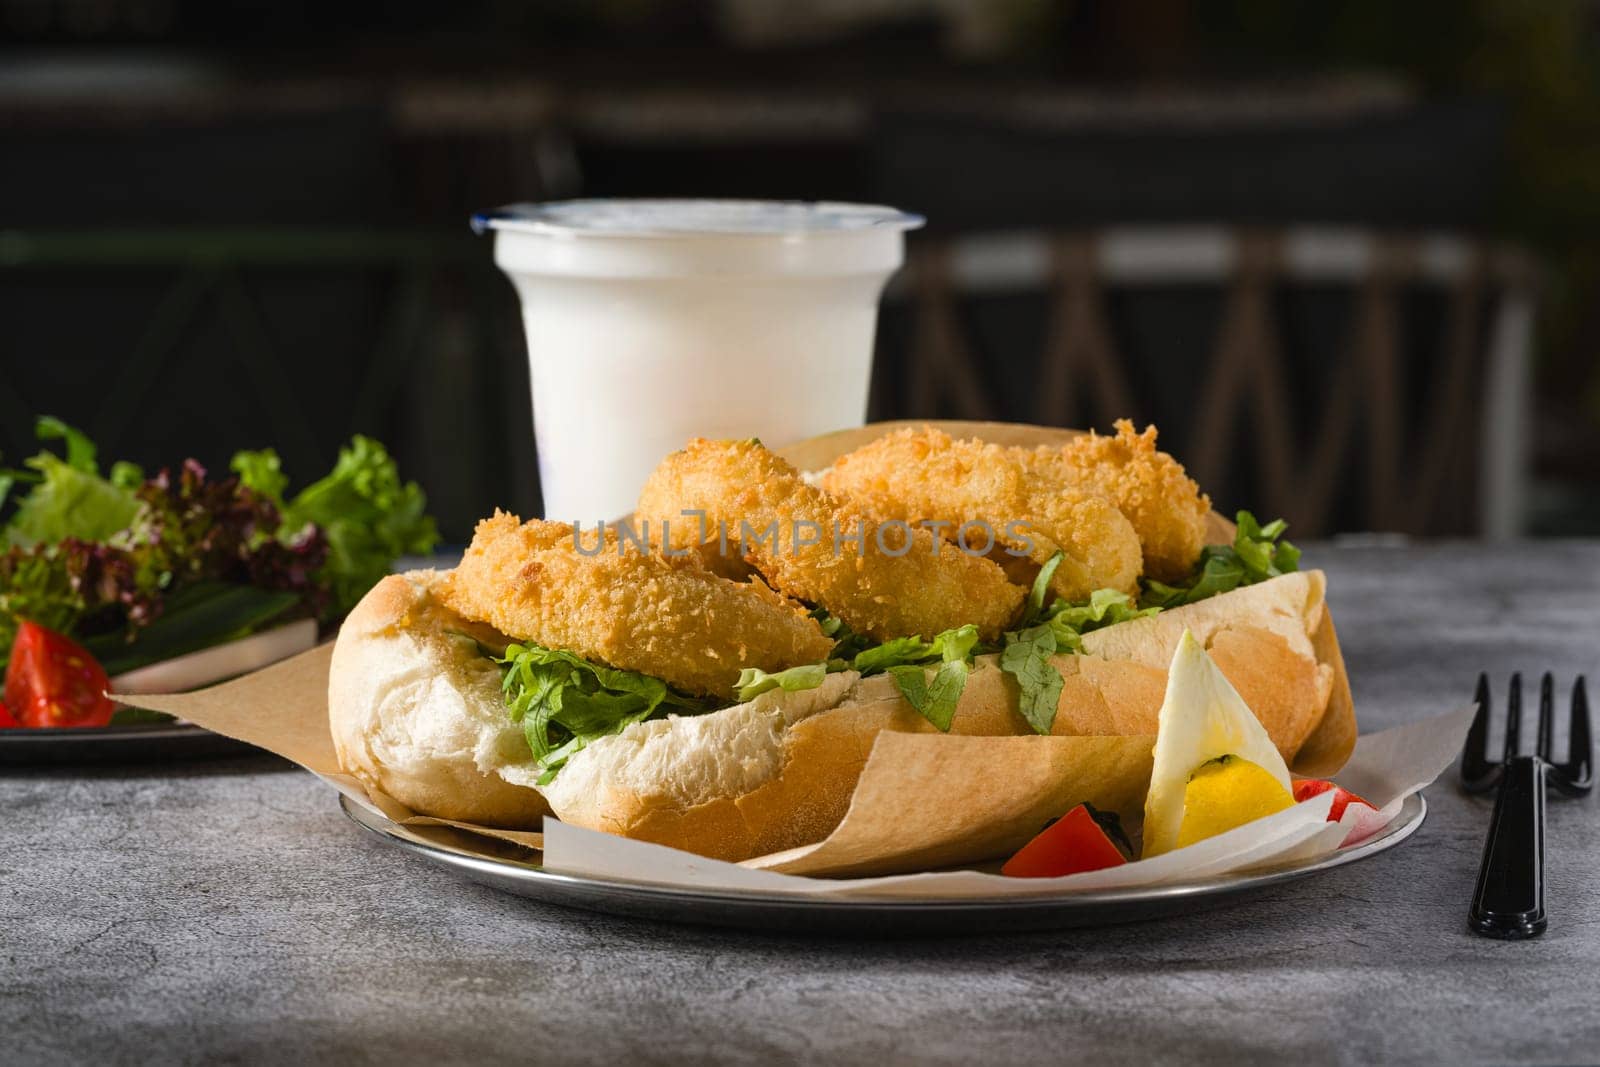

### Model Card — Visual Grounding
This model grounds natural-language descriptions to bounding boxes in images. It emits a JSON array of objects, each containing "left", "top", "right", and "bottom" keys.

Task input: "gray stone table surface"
[{"left": 4, "top": 542, "right": 1600, "bottom": 1066}]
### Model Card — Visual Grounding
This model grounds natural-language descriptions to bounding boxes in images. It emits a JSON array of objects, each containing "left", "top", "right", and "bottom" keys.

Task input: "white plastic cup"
[{"left": 474, "top": 199, "right": 924, "bottom": 523}]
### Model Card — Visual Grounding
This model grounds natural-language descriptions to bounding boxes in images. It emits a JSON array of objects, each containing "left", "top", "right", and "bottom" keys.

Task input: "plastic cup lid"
[{"left": 472, "top": 199, "right": 925, "bottom": 238}]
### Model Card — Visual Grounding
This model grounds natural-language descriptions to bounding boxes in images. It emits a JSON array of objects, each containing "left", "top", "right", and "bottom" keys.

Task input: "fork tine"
[
  {"left": 1564, "top": 676, "right": 1593, "bottom": 795},
  {"left": 1537, "top": 673, "right": 1555, "bottom": 762},
  {"left": 1504, "top": 672, "right": 1524, "bottom": 762},
  {"left": 1461, "top": 673, "right": 1500, "bottom": 791}
]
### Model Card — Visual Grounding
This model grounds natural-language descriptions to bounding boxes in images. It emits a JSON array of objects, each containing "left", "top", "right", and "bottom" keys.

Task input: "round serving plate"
[
  {"left": 339, "top": 792, "right": 1427, "bottom": 935},
  {"left": 0, "top": 723, "right": 261, "bottom": 765}
]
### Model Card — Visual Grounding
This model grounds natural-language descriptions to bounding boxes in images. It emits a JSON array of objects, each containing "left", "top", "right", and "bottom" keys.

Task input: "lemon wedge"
[
  {"left": 1141, "top": 629, "right": 1294, "bottom": 857},
  {"left": 1175, "top": 755, "right": 1295, "bottom": 848}
]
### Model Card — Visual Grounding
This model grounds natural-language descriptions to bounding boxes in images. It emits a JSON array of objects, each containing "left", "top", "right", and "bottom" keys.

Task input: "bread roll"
[
  {"left": 328, "top": 571, "right": 550, "bottom": 828},
  {"left": 540, "top": 570, "right": 1336, "bottom": 861},
  {"left": 329, "top": 568, "right": 1340, "bottom": 857}
]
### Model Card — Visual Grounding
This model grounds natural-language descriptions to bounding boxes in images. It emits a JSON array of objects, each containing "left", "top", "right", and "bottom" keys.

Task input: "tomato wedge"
[
  {"left": 1293, "top": 778, "right": 1372, "bottom": 822},
  {"left": 1001, "top": 803, "right": 1130, "bottom": 878},
  {"left": 3, "top": 621, "right": 117, "bottom": 728},
  {"left": 0, "top": 700, "right": 19, "bottom": 729}
]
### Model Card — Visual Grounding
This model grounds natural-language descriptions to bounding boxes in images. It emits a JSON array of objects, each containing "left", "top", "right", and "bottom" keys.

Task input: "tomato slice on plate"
[
  {"left": 1292, "top": 778, "right": 1373, "bottom": 822},
  {"left": 1001, "top": 803, "right": 1131, "bottom": 878},
  {"left": 3, "top": 621, "right": 117, "bottom": 729}
]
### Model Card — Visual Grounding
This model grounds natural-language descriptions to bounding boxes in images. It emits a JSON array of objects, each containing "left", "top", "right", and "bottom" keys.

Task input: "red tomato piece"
[
  {"left": 3, "top": 621, "right": 117, "bottom": 729},
  {"left": 0, "top": 700, "right": 18, "bottom": 729},
  {"left": 1293, "top": 778, "right": 1373, "bottom": 822},
  {"left": 1001, "top": 803, "right": 1130, "bottom": 878}
]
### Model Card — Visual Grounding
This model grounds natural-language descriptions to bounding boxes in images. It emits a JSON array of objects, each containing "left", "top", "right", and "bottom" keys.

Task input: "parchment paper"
[
  {"left": 112, "top": 644, "right": 545, "bottom": 851},
  {"left": 537, "top": 704, "right": 1473, "bottom": 897},
  {"left": 107, "top": 642, "right": 1449, "bottom": 890}
]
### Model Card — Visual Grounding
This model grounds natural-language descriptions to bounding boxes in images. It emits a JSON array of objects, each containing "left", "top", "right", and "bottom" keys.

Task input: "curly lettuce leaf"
[
  {"left": 1141, "top": 510, "right": 1300, "bottom": 609},
  {"left": 0, "top": 547, "right": 83, "bottom": 664},
  {"left": 35, "top": 415, "right": 99, "bottom": 474},
  {"left": 6, "top": 453, "right": 140, "bottom": 549},
  {"left": 500, "top": 642, "right": 711, "bottom": 784},
  {"left": 261, "top": 437, "right": 438, "bottom": 616},
  {"left": 230, "top": 448, "right": 290, "bottom": 505}
]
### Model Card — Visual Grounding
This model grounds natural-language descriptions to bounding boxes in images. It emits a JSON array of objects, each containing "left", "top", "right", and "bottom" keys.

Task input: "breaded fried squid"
[
  {"left": 1019, "top": 420, "right": 1210, "bottom": 583},
  {"left": 819, "top": 427, "right": 1144, "bottom": 603},
  {"left": 442, "top": 511, "right": 833, "bottom": 699},
  {"left": 636, "top": 438, "right": 1025, "bottom": 643}
]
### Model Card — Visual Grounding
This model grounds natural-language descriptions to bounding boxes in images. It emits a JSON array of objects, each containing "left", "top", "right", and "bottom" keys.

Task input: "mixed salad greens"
[
  {"left": 0, "top": 417, "right": 437, "bottom": 725},
  {"left": 499, "top": 511, "right": 1299, "bottom": 783}
]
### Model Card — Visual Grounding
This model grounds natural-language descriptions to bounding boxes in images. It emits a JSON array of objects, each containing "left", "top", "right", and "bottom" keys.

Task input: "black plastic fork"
[{"left": 1459, "top": 673, "right": 1593, "bottom": 939}]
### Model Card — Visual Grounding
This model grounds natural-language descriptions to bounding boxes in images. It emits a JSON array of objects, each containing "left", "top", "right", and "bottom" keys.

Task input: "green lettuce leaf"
[
  {"left": 1001, "top": 553, "right": 1160, "bottom": 735},
  {"left": 2, "top": 417, "right": 141, "bottom": 549},
  {"left": 854, "top": 623, "right": 981, "bottom": 731},
  {"left": 886, "top": 660, "right": 969, "bottom": 732},
  {"left": 230, "top": 447, "right": 290, "bottom": 504},
  {"left": 0, "top": 548, "right": 82, "bottom": 661},
  {"left": 999, "top": 622, "right": 1064, "bottom": 735},
  {"left": 1045, "top": 587, "right": 1160, "bottom": 650},
  {"left": 733, "top": 662, "right": 829, "bottom": 702},
  {"left": 35, "top": 415, "right": 99, "bottom": 473},
  {"left": 6, "top": 452, "right": 140, "bottom": 548},
  {"left": 500, "top": 642, "right": 711, "bottom": 784},
  {"left": 239, "top": 436, "right": 439, "bottom": 617},
  {"left": 1141, "top": 510, "right": 1300, "bottom": 609}
]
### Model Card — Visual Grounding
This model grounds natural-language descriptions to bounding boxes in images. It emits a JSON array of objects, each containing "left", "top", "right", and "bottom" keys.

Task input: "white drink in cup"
[{"left": 473, "top": 199, "right": 924, "bottom": 523}]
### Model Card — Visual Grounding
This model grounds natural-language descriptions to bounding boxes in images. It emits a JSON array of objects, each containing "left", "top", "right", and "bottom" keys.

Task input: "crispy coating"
[
  {"left": 442, "top": 511, "right": 833, "bottom": 699},
  {"left": 819, "top": 427, "right": 1143, "bottom": 603},
  {"left": 1020, "top": 419, "right": 1211, "bottom": 583},
  {"left": 636, "top": 438, "right": 1025, "bottom": 643}
]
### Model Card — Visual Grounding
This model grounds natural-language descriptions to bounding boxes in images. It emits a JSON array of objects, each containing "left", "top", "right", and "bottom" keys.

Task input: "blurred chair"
[{"left": 894, "top": 227, "right": 1536, "bottom": 538}]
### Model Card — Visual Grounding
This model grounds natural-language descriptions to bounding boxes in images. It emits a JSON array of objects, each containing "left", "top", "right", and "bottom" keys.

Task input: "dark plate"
[
  {"left": 0, "top": 722, "right": 260, "bottom": 765},
  {"left": 339, "top": 792, "right": 1427, "bottom": 936}
]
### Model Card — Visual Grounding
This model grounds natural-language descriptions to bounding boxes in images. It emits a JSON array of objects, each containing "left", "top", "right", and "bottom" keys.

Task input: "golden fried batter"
[
  {"left": 1020, "top": 419, "right": 1210, "bottom": 583},
  {"left": 443, "top": 511, "right": 833, "bottom": 699},
  {"left": 819, "top": 427, "right": 1143, "bottom": 602},
  {"left": 636, "top": 439, "right": 1024, "bottom": 643}
]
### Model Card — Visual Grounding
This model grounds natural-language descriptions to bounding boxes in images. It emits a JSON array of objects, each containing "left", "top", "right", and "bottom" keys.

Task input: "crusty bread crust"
[
  {"left": 329, "top": 571, "right": 551, "bottom": 828},
  {"left": 539, "top": 570, "right": 1340, "bottom": 861}
]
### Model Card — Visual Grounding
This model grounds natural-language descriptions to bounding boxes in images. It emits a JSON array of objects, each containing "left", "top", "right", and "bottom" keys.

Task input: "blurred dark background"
[{"left": 3, "top": 0, "right": 1598, "bottom": 542}]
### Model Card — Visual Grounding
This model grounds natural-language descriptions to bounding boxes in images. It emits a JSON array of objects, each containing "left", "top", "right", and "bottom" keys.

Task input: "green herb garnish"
[{"left": 1141, "top": 510, "right": 1300, "bottom": 609}]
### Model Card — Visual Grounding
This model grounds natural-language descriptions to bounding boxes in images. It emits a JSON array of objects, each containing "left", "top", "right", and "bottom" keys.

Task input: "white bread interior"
[{"left": 328, "top": 570, "right": 551, "bottom": 828}]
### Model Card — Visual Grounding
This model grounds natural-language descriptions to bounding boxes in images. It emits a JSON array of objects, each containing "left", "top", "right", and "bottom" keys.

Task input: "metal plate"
[
  {"left": 339, "top": 792, "right": 1428, "bottom": 935},
  {"left": 0, "top": 723, "right": 260, "bottom": 765}
]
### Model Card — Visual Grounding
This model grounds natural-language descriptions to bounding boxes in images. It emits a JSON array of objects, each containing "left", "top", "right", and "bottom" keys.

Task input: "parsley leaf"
[
  {"left": 1000, "top": 552, "right": 1160, "bottom": 735},
  {"left": 1141, "top": 510, "right": 1300, "bottom": 609},
  {"left": 1000, "top": 622, "right": 1063, "bottom": 735}
]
